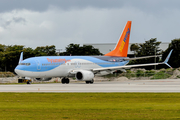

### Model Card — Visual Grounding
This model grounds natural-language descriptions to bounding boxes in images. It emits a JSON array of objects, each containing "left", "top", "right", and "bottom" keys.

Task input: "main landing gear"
[
  {"left": 85, "top": 79, "right": 94, "bottom": 84},
  {"left": 61, "top": 78, "right": 70, "bottom": 84},
  {"left": 61, "top": 78, "right": 94, "bottom": 84}
]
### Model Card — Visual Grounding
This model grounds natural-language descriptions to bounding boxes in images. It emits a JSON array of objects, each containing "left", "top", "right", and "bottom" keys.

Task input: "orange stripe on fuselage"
[{"left": 105, "top": 21, "right": 131, "bottom": 57}]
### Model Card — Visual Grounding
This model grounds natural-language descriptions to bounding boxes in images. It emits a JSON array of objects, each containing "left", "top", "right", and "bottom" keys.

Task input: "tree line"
[
  {"left": 0, "top": 44, "right": 102, "bottom": 72},
  {"left": 0, "top": 38, "right": 180, "bottom": 72},
  {"left": 129, "top": 38, "right": 180, "bottom": 69}
]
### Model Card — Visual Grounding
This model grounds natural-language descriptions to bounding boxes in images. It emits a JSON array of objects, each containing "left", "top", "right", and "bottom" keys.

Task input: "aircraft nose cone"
[
  {"left": 14, "top": 68, "right": 20, "bottom": 75},
  {"left": 14, "top": 65, "right": 22, "bottom": 76},
  {"left": 14, "top": 68, "right": 25, "bottom": 77}
]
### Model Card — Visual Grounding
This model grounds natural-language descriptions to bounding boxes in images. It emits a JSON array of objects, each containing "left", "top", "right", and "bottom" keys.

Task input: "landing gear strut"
[
  {"left": 85, "top": 79, "right": 94, "bottom": 84},
  {"left": 61, "top": 78, "right": 70, "bottom": 84}
]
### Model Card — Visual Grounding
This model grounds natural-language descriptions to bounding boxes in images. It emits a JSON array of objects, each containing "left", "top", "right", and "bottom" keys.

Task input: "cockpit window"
[{"left": 19, "top": 63, "right": 31, "bottom": 66}]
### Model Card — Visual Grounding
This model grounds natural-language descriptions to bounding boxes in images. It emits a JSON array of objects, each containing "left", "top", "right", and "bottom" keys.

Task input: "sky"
[{"left": 0, "top": 0, "right": 180, "bottom": 51}]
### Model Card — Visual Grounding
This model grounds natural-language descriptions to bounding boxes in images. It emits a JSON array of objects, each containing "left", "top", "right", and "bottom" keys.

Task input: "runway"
[{"left": 1, "top": 79, "right": 180, "bottom": 92}]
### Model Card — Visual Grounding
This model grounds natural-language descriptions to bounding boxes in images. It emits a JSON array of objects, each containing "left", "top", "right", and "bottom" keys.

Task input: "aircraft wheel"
[
  {"left": 86, "top": 81, "right": 90, "bottom": 84},
  {"left": 62, "top": 78, "right": 69, "bottom": 84},
  {"left": 61, "top": 78, "right": 65, "bottom": 84},
  {"left": 27, "top": 81, "right": 31, "bottom": 84},
  {"left": 65, "top": 78, "right": 70, "bottom": 84},
  {"left": 90, "top": 79, "right": 94, "bottom": 84}
]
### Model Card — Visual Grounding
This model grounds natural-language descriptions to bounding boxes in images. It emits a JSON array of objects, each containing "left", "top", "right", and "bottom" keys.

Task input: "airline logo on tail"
[
  {"left": 119, "top": 28, "right": 130, "bottom": 52},
  {"left": 105, "top": 21, "right": 131, "bottom": 57}
]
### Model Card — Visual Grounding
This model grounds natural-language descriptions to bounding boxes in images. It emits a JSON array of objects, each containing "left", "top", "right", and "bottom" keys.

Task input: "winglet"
[
  {"left": 18, "top": 52, "right": 23, "bottom": 64},
  {"left": 163, "top": 49, "right": 173, "bottom": 68}
]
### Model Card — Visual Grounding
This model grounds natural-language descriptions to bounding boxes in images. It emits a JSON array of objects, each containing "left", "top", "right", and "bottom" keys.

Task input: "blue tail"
[{"left": 163, "top": 49, "right": 173, "bottom": 68}]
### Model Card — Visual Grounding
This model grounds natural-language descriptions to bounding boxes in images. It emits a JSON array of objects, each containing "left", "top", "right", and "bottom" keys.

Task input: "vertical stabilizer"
[{"left": 105, "top": 21, "right": 131, "bottom": 57}]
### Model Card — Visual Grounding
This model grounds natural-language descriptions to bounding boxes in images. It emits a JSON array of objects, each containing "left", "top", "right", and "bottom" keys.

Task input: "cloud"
[
  {"left": 0, "top": 2, "right": 180, "bottom": 51},
  {"left": 0, "top": 16, "right": 26, "bottom": 29},
  {"left": 0, "top": 0, "right": 179, "bottom": 13}
]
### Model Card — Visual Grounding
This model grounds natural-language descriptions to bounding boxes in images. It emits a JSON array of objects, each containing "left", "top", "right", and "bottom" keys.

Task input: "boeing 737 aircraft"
[{"left": 14, "top": 21, "right": 173, "bottom": 84}]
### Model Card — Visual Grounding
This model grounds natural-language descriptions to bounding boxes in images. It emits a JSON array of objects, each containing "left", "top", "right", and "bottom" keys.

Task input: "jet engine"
[
  {"left": 75, "top": 70, "right": 94, "bottom": 81},
  {"left": 34, "top": 78, "right": 52, "bottom": 81}
]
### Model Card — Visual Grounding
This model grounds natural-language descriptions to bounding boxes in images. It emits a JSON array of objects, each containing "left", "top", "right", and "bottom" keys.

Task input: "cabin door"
[{"left": 35, "top": 59, "right": 41, "bottom": 70}]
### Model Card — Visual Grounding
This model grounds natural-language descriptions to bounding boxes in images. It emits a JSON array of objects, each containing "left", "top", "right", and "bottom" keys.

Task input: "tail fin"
[
  {"left": 105, "top": 21, "right": 131, "bottom": 57},
  {"left": 18, "top": 52, "right": 23, "bottom": 64}
]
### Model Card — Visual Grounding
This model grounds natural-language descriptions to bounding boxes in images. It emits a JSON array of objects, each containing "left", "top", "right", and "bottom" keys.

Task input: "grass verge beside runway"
[{"left": 0, "top": 93, "right": 180, "bottom": 120}]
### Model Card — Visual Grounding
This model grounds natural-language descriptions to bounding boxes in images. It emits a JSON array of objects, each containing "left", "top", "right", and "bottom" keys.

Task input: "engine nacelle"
[
  {"left": 75, "top": 70, "right": 94, "bottom": 81},
  {"left": 34, "top": 78, "right": 52, "bottom": 81}
]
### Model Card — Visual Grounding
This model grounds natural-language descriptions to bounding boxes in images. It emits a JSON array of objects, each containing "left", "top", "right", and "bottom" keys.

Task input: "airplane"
[{"left": 14, "top": 21, "right": 173, "bottom": 84}]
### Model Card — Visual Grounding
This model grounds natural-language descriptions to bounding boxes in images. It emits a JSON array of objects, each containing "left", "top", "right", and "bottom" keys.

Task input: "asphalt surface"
[{"left": 0, "top": 79, "right": 180, "bottom": 92}]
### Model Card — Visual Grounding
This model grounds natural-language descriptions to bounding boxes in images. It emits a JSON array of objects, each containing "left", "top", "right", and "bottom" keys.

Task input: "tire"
[
  {"left": 27, "top": 81, "right": 31, "bottom": 84},
  {"left": 90, "top": 79, "right": 94, "bottom": 84},
  {"left": 86, "top": 81, "right": 90, "bottom": 84},
  {"left": 61, "top": 78, "right": 65, "bottom": 84},
  {"left": 62, "top": 78, "right": 69, "bottom": 84},
  {"left": 65, "top": 78, "right": 70, "bottom": 84}
]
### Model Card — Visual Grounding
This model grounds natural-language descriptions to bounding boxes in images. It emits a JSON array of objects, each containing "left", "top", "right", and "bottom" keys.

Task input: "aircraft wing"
[
  {"left": 69, "top": 63, "right": 158, "bottom": 74},
  {"left": 93, "top": 50, "right": 173, "bottom": 72},
  {"left": 124, "top": 55, "right": 162, "bottom": 61},
  {"left": 69, "top": 50, "right": 173, "bottom": 74},
  {"left": 93, "top": 63, "right": 162, "bottom": 71}
]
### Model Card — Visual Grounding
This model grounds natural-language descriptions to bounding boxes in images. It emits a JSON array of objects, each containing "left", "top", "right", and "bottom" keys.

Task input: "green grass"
[
  {"left": 0, "top": 93, "right": 180, "bottom": 120},
  {"left": 152, "top": 71, "right": 171, "bottom": 79}
]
